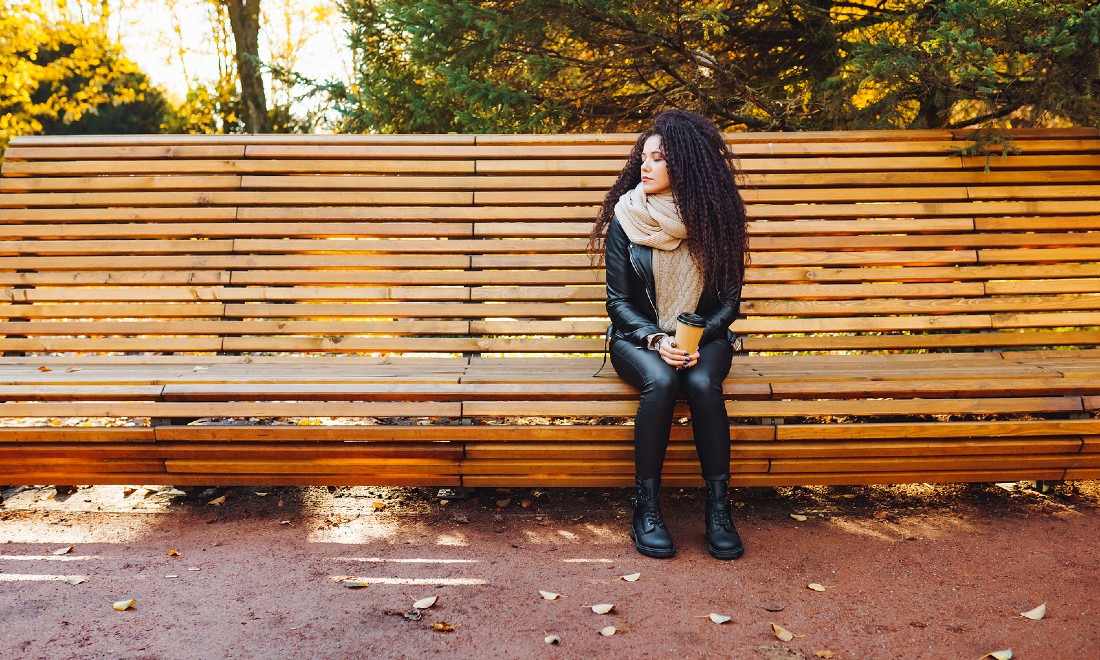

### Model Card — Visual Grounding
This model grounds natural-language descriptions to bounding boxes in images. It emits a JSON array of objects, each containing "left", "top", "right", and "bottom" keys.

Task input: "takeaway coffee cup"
[{"left": 674, "top": 312, "right": 706, "bottom": 355}]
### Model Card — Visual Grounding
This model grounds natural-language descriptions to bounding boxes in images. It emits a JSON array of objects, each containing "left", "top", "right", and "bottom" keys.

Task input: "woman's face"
[{"left": 640, "top": 135, "right": 671, "bottom": 195}]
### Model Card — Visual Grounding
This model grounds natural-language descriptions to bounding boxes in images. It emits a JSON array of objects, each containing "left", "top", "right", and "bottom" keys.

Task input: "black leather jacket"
[{"left": 605, "top": 216, "right": 742, "bottom": 348}]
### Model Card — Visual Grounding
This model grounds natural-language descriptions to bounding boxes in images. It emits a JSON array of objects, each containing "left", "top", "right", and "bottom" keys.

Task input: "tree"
[
  {"left": 1, "top": 1, "right": 163, "bottom": 152},
  {"left": 218, "top": 0, "right": 271, "bottom": 132},
  {"left": 335, "top": 0, "right": 1099, "bottom": 133},
  {"left": 825, "top": 0, "right": 1100, "bottom": 129}
]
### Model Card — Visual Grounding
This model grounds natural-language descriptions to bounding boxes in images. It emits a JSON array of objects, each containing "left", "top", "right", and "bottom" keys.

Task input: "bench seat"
[{"left": 2, "top": 129, "right": 1099, "bottom": 487}]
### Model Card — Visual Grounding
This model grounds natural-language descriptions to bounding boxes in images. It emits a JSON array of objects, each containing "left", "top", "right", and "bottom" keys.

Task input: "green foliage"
[
  {"left": 827, "top": 0, "right": 1100, "bottom": 129},
  {"left": 335, "top": 0, "right": 1100, "bottom": 133}
]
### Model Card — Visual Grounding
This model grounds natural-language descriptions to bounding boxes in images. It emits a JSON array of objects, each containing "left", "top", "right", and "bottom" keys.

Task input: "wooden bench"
[{"left": 1, "top": 128, "right": 1099, "bottom": 488}]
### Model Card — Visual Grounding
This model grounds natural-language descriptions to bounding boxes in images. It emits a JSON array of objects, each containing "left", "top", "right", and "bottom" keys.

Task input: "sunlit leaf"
[
  {"left": 591, "top": 603, "right": 614, "bottom": 614},
  {"left": 168, "top": 549, "right": 180, "bottom": 557},
  {"left": 815, "top": 651, "right": 835, "bottom": 659},
  {"left": 772, "top": 623, "right": 797, "bottom": 641},
  {"left": 790, "top": 514, "right": 808, "bottom": 522},
  {"left": 808, "top": 583, "right": 828, "bottom": 592},
  {"left": 1019, "top": 603, "right": 1045, "bottom": 620},
  {"left": 600, "top": 626, "right": 617, "bottom": 636},
  {"left": 620, "top": 573, "right": 641, "bottom": 582},
  {"left": 708, "top": 613, "right": 731, "bottom": 624},
  {"left": 113, "top": 599, "right": 136, "bottom": 611},
  {"left": 342, "top": 578, "right": 369, "bottom": 588},
  {"left": 431, "top": 621, "right": 455, "bottom": 632},
  {"left": 413, "top": 595, "right": 438, "bottom": 609},
  {"left": 539, "top": 590, "right": 560, "bottom": 600},
  {"left": 982, "top": 650, "right": 1012, "bottom": 660},
  {"left": 64, "top": 576, "right": 86, "bottom": 585},
  {"left": 38, "top": 366, "right": 52, "bottom": 372},
  {"left": 207, "top": 495, "right": 227, "bottom": 506},
  {"left": 52, "top": 546, "right": 74, "bottom": 556},
  {"left": 372, "top": 501, "right": 386, "bottom": 510},
  {"left": 545, "top": 634, "right": 561, "bottom": 644}
]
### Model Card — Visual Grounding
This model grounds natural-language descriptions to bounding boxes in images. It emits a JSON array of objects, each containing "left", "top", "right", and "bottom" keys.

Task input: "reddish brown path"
[{"left": 2, "top": 482, "right": 1097, "bottom": 658}]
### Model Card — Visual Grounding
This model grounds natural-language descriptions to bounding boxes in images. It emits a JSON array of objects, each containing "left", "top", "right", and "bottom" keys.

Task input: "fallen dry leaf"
[
  {"left": 544, "top": 634, "right": 561, "bottom": 645},
  {"left": 771, "top": 623, "right": 800, "bottom": 642},
  {"left": 64, "top": 576, "right": 86, "bottom": 586},
  {"left": 165, "top": 575, "right": 178, "bottom": 579},
  {"left": 590, "top": 603, "right": 615, "bottom": 614},
  {"left": 496, "top": 498, "right": 512, "bottom": 508},
  {"left": 620, "top": 573, "right": 641, "bottom": 582},
  {"left": 38, "top": 366, "right": 52, "bottom": 372},
  {"left": 372, "top": 501, "right": 386, "bottom": 510},
  {"left": 600, "top": 626, "right": 617, "bottom": 636},
  {"left": 113, "top": 599, "right": 136, "bottom": 611},
  {"left": 708, "top": 613, "right": 732, "bottom": 624},
  {"left": 808, "top": 583, "right": 828, "bottom": 592},
  {"left": 168, "top": 549, "right": 180, "bottom": 557},
  {"left": 790, "top": 514, "right": 808, "bottom": 522},
  {"left": 521, "top": 499, "right": 532, "bottom": 508},
  {"left": 982, "top": 650, "right": 1012, "bottom": 660},
  {"left": 815, "top": 651, "right": 835, "bottom": 659},
  {"left": 1019, "top": 603, "right": 1046, "bottom": 620},
  {"left": 187, "top": 567, "right": 200, "bottom": 572},
  {"left": 52, "top": 546, "right": 74, "bottom": 556},
  {"left": 66, "top": 367, "right": 81, "bottom": 373},
  {"left": 413, "top": 595, "right": 438, "bottom": 610},
  {"left": 539, "top": 591, "right": 560, "bottom": 600},
  {"left": 342, "top": 578, "right": 369, "bottom": 588},
  {"left": 207, "top": 495, "right": 227, "bottom": 506},
  {"left": 431, "top": 621, "right": 455, "bottom": 632}
]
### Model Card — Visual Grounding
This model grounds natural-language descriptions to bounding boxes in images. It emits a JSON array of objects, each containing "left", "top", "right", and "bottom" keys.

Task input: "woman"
[{"left": 589, "top": 110, "right": 750, "bottom": 560}]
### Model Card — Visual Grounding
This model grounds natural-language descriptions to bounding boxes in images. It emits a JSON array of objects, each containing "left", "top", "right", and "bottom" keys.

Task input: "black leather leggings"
[{"left": 610, "top": 336, "right": 734, "bottom": 481}]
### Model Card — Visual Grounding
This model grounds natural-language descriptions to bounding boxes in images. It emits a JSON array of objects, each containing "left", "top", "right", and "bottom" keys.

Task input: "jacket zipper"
[{"left": 628, "top": 243, "right": 659, "bottom": 319}]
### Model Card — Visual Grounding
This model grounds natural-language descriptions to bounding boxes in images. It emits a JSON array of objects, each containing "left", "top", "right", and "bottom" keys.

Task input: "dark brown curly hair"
[{"left": 588, "top": 109, "right": 750, "bottom": 297}]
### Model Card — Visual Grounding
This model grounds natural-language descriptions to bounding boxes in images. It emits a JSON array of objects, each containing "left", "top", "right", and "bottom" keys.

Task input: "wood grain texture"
[{"left": 1, "top": 128, "right": 1098, "bottom": 487}]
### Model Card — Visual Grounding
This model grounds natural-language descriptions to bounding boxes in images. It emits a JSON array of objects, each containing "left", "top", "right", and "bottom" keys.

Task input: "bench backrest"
[{"left": 1, "top": 129, "right": 1098, "bottom": 357}]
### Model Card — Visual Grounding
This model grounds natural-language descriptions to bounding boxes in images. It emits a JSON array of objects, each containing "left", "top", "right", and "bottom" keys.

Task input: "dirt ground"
[{"left": 1, "top": 480, "right": 1098, "bottom": 659}]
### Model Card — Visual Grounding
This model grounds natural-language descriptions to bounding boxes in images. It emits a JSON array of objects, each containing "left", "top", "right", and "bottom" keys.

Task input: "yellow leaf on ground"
[
  {"left": 38, "top": 366, "right": 52, "bottom": 372},
  {"left": 413, "top": 595, "right": 438, "bottom": 609},
  {"left": 708, "top": 613, "right": 732, "bottom": 624},
  {"left": 539, "top": 591, "right": 560, "bottom": 600},
  {"left": 808, "top": 583, "right": 828, "bottom": 592},
  {"left": 207, "top": 495, "right": 227, "bottom": 506},
  {"left": 372, "top": 501, "right": 386, "bottom": 510},
  {"left": 772, "top": 623, "right": 798, "bottom": 641},
  {"left": 982, "top": 650, "right": 1012, "bottom": 660},
  {"left": 1020, "top": 603, "right": 1046, "bottom": 620},
  {"left": 815, "top": 651, "right": 835, "bottom": 659},
  {"left": 52, "top": 546, "right": 74, "bottom": 556},
  {"left": 790, "top": 514, "right": 808, "bottom": 522},
  {"left": 431, "top": 621, "right": 455, "bottom": 632},
  {"left": 113, "top": 599, "right": 136, "bottom": 611},
  {"left": 64, "top": 576, "right": 86, "bottom": 585},
  {"left": 168, "top": 549, "right": 180, "bottom": 557},
  {"left": 600, "top": 626, "right": 617, "bottom": 636},
  {"left": 620, "top": 573, "right": 641, "bottom": 582},
  {"left": 342, "top": 578, "right": 369, "bottom": 588},
  {"left": 591, "top": 603, "right": 614, "bottom": 614}
]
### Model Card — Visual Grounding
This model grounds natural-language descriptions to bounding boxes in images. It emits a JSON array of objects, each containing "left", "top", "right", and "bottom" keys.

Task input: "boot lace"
[{"left": 707, "top": 502, "right": 733, "bottom": 530}]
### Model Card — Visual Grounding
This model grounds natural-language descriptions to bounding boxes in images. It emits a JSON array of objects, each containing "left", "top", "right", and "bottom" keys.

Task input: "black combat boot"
[
  {"left": 704, "top": 478, "right": 744, "bottom": 559},
  {"left": 630, "top": 477, "right": 675, "bottom": 558}
]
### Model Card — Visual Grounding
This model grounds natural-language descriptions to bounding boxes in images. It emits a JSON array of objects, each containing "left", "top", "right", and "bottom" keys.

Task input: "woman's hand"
[{"left": 658, "top": 336, "right": 700, "bottom": 369}]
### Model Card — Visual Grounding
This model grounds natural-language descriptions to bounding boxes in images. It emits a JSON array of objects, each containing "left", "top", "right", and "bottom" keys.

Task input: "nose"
[{"left": 641, "top": 158, "right": 652, "bottom": 173}]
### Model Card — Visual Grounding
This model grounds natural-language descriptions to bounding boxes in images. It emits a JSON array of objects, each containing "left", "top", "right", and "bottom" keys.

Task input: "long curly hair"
[{"left": 588, "top": 109, "right": 750, "bottom": 297}]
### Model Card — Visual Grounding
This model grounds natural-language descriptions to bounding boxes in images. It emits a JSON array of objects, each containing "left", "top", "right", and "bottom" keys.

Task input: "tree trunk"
[{"left": 223, "top": 0, "right": 269, "bottom": 133}]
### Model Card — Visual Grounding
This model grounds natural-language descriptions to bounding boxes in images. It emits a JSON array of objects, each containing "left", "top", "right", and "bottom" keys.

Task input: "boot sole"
[
  {"left": 706, "top": 542, "right": 744, "bottom": 560},
  {"left": 630, "top": 528, "right": 676, "bottom": 558}
]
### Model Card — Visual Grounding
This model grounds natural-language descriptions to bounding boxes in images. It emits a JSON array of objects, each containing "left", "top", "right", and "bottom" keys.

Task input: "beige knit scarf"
[{"left": 613, "top": 182, "right": 686, "bottom": 251}]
